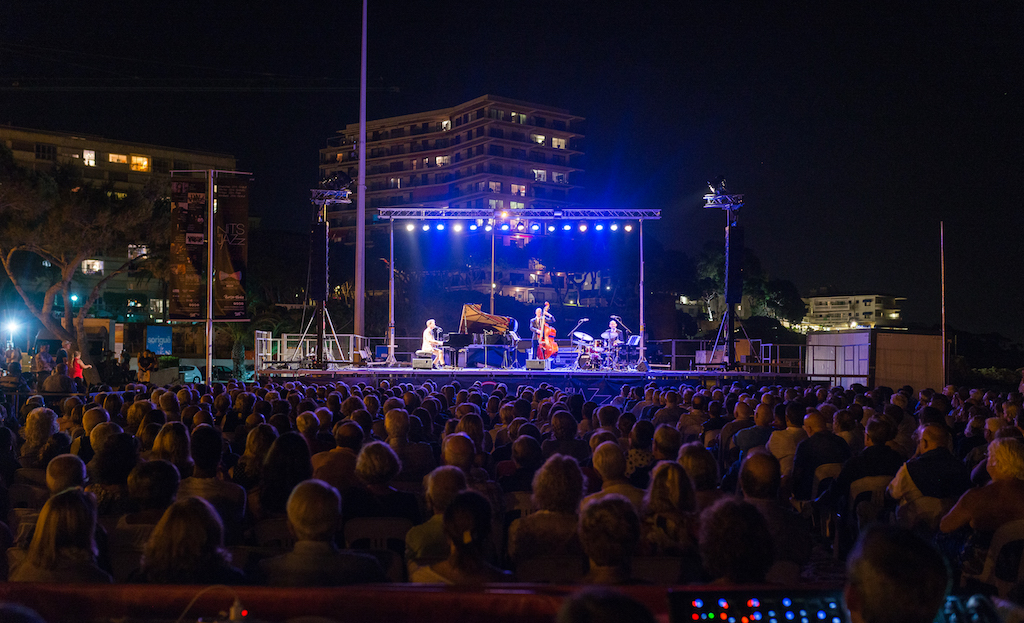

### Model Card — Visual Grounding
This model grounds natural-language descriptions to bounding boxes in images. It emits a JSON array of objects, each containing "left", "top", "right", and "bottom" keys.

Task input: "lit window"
[
  {"left": 532, "top": 169, "right": 547, "bottom": 182},
  {"left": 435, "top": 155, "right": 450, "bottom": 167},
  {"left": 511, "top": 184, "right": 526, "bottom": 196},
  {"left": 442, "top": 119, "right": 451, "bottom": 131},
  {"left": 83, "top": 150, "right": 96, "bottom": 167},
  {"left": 130, "top": 155, "right": 150, "bottom": 172},
  {"left": 128, "top": 244, "right": 148, "bottom": 260},
  {"left": 81, "top": 259, "right": 104, "bottom": 275},
  {"left": 41, "top": 260, "right": 51, "bottom": 268},
  {"left": 510, "top": 112, "right": 526, "bottom": 124},
  {"left": 553, "top": 172, "right": 567, "bottom": 183},
  {"left": 552, "top": 137, "right": 566, "bottom": 149},
  {"left": 389, "top": 177, "right": 402, "bottom": 189},
  {"left": 510, "top": 201, "right": 525, "bottom": 210},
  {"left": 109, "top": 153, "right": 127, "bottom": 164},
  {"left": 488, "top": 199, "right": 504, "bottom": 210},
  {"left": 530, "top": 134, "right": 546, "bottom": 145},
  {"left": 488, "top": 181, "right": 501, "bottom": 193}
]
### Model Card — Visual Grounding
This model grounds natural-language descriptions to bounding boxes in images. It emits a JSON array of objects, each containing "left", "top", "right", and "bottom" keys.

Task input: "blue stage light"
[
  {"left": 579, "top": 223, "right": 588, "bottom": 232},
  {"left": 485, "top": 224, "right": 493, "bottom": 232},
  {"left": 530, "top": 223, "right": 540, "bottom": 231},
  {"left": 500, "top": 223, "right": 510, "bottom": 231},
  {"left": 595, "top": 224, "right": 604, "bottom": 231},
  {"left": 610, "top": 223, "right": 619, "bottom": 231},
  {"left": 421, "top": 224, "right": 430, "bottom": 231},
  {"left": 547, "top": 225, "right": 556, "bottom": 232},
  {"left": 469, "top": 223, "right": 478, "bottom": 231},
  {"left": 405, "top": 223, "right": 415, "bottom": 231},
  {"left": 453, "top": 223, "right": 463, "bottom": 232},
  {"left": 562, "top": 224, "right": 572, "bottom": 231}
]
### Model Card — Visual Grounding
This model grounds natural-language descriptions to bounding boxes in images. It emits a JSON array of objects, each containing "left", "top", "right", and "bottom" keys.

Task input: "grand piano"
[{"left": 444, "top": 304, "right": 520, "bottom": 367}]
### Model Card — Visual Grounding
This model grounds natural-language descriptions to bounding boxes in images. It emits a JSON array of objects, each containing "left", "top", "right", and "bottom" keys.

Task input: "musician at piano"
[
  {"left": 422, "top": 319, "right": 445, "bottom": 367},
  {"left": 529, "top": 305, "right": 555, "bottom": 358}
]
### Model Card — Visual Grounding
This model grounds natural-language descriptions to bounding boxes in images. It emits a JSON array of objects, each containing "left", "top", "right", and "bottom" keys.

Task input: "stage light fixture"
[
  {"left": 453, "top": 223, "right": 463, "bottom": 232},
  {"left": 516, "top": 222, "right": 526, "bottom": 231},
  {"left": 530, "top": 223, "right": 540, "bottom": 231},
  {"left": 500, "top": 223, "right": 510, "bottom": 231},
  {"left": 579, "top": 223, "right": 588, "bottom": 232},
  {"left": 500, "top": 210, "right": 509, "bottom": 219},
  {"left": 624, "top": 224, "right": 633, "bottom": 232},
  {"left": 405, "top": 223, "right": 415, "bottom": 231},
  {"left": 547, "top": 225, "right": 556, "bottom": 232},
  {"left": 484, "top": 224, "right": 493, "bottom": 232},
  {"left": 562, "top": 224, "right": 572, "bottom": 231},
  {"left": 469, "top": 223, "right": 478, "bottom": 231},
  {"left": 553, "top": 209, "right": 563, "bottom": 218},
  {"left": 595, "top": 224, "right": 604, "bottom": 231},
  {"left": 610, "top": 223, "right": 619, "bottom": 231},
  {"left": 436, "top": 223, "right": 445, "bottom": 231},
  {"left": 422, "top": 224, "right": 430, "bottom": 231},
  {"left": 476, "top": 218, "right": 484, "bottom": 226}
]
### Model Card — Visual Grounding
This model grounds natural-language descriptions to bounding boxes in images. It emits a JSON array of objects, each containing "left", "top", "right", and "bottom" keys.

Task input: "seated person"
[
  {"left": 406, "top": 466, "right": 467, "bottom": 568},
  {"left": 844, "top": 525, "right": 949, "bottom": 623},
  {"left": 258, "top": 479, "right": 387, "bottom": 586},
  {"left": 508, "top": 454, "right": 586, "bottom": 566},
  {"left": 410, "top": 490, "right": 511, "bottom": 584},
  {"left": 698, "top": 497, "right": 774, "bottom": 584},
  {"left": 421, "top": 319, "right": 445, "bottom": 368},
  {"left": 579, "top": 494, "right": 642, "bottom": 585}
]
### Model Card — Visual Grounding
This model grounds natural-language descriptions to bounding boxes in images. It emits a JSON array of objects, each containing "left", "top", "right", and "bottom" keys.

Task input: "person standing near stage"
[
  {"left": 529, "top": 305, "right": 555, "bottom": 359},
  {"left": 422, "top": 319, "right": 445, "bottom": 368}
]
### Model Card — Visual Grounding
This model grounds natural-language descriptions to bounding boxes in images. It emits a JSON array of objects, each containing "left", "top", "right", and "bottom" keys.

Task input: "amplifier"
[
  {"left": 412, "top": 357, "right": 433, "bottom": 369},
  {"left": 525, "top": 358, "right": 550, "bottom": 370}
]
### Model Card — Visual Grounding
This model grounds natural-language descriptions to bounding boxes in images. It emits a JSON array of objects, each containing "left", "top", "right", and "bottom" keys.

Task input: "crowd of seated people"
[{"left": 0, "top": 378, "right": 1022, "bottom": 604}]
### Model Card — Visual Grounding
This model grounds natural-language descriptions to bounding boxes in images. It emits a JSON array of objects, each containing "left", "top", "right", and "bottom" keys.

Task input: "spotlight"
[
  {"left": 553, "top": 209, "right": 563, "bottom": 218},
  {"left": 595, "top": 224, "right": 604, "bottom": 231},
  {"left": 436, "top": 223, "right": 445, "bottom": 231},
  {"left": 530, "top": 223, "right": 540, "bottom": 232},
  {"left": 453, "top": 223, "right": 463, "bottom": 232},
  {"left": 405, "top": 223, "right": 415, "bottom": 231},
  {"left": 500, "top": 210, "right": 509, "bottom": 219},
  {"left": 476, "top": 218, "right": 484, "bottom": 226},
  {"left": 610, "top": 223, "right": 619, "bottom": 231},
  {"left": 469, "top": 223, "right": 478, "bottom": 231},
  {"left": 516, "top": 222, "right": 526, "bottom": 231},
  {"left": 422, "top": 224, "right": 430, "bottom": 231},
  {"left": 562, "top": 224, "right": 572, "bottom": 231},
  {"left": 500, "top": 223, "right": 510, "bottom": 231},
  {"left": 485, "top": 224, "right": 493, "bottom": 232},
  {"left": 624, "top": 224, "right": 633, "bottom": 232},
  {"left": 579, "top": 223, "right": 588, "bottom": 232},
  {"left": 547, "top": 225, "right": 556, "bottom": 232}
]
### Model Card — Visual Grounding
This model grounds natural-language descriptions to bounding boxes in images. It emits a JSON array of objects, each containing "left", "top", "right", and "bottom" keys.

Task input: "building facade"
[
  {"left": 319, "top": 95, "right": 585, "bottom": 240},
  {"left": 799, "top": 294, "right": 904, "bottom": 331},
  {"left": 0, "top": 125, "right": 237, "bottom": 323}
]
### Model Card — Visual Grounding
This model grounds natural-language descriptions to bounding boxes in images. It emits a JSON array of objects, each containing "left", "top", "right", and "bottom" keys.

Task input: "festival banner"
[
  {"left": 168, "top": 175, "right": 209, "bottom": 320},
  {"left": 213, "top": 177, "right": 249, "bottom": 320}
]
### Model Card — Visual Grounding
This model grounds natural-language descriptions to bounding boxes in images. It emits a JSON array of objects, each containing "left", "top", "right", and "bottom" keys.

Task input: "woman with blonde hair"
[
  {"left": 19, "top": 407, "right": 59, "bottom": 468},
  {"left": 640, "top": 461, "right": 699, "bottom": 557},
  {"left": 10, "top": 488, "right": 112, "bottom": 583},
  {"left": 134, "top": 497, "right": 244, "bottom": 584},
  {"left": 150, "top": 422, "right": 193, "bottom": 478},
  {"left": 231, "top": 423, "right": 278, "bottom": 491}
]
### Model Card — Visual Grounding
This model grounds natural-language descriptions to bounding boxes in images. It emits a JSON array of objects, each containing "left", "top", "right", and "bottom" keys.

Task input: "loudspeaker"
[
  {"left": 526, "top": 358, "right": 550, "bottom": 370},
  {"left": 308, "top": 221, "right": 329, "bottom": 302},
  {"left": 412, "top": 357, "right": 433, "bottom": 369},
  {"left": 725, "top": 224, "right": 744, "bottom": 305},
  {"left": 637, "top": 360, "right": 649, "bottom": 372}
]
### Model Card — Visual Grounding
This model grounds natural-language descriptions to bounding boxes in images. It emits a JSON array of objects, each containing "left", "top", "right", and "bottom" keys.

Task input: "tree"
[{"left": 0, "top": 147, "right": 168, "bottom": 385}]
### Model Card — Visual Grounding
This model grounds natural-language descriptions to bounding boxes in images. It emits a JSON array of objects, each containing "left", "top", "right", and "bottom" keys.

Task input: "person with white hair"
[
  {"left": 421, "top": 319, "right": 445, "bottom": 368},
  {"left": 940, "top": 437, "right": 1024, "bottom": 536}
]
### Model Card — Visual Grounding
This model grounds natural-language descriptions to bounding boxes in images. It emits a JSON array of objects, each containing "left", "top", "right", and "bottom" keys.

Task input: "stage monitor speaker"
[
  {"left": 412, "top": 357, "right": 433, "bottom": 369},
  {"left": 308, "top": 221, "right": 329, "bottom": 302},
  {"left": 725, "top": 224, "right": 744, "bottom": 305},
  {"left": 637, "top": 360, "right": 649, "bottom": 372},
  {"left": 526, "top": 359, "right": 550, "bottom": 370}
]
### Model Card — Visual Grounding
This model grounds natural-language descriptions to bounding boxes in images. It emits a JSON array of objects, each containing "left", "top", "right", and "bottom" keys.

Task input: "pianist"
[{"left": 422, "top": 319, "right": 445, "bottom": 368}]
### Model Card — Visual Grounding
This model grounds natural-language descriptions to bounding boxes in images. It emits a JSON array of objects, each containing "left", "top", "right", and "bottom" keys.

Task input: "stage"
[{"left": 256, "top": 364, "right": 805, "bottom": 403}]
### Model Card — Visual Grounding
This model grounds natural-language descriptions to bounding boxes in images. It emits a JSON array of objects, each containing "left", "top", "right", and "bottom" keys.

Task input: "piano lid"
[{"left": 458, "top": 304, "right": 514, "bottom": 335}]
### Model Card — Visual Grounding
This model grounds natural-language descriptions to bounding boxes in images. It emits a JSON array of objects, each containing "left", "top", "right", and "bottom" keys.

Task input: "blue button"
[
  {"left": 801, "top": 619, "right": 808, "bottom": 623},
  {"left": 768, "top": 612, "right": 776, "bottom": 618},
  {"left": 719, "top": 599, "right": 729, "bottom": 609},
  {"left": 785, "top": 613, "right": 794, "bottom": 621},
  {"left": 782, "top": 599, "right": 792, "bottom": 608},
  {"left": 750, "top": 600, "right": 761, "bottom": 608},
  {"left": 729, "top": 618, "right": 736, "bottom": 623},
  {"left": 770, "top": 619, "right": 777, "bottom": 623},
  {"left": 799, "top": 611, "right": 807, "bottom": 617},
  {"left": 828, "top": 603, "right": 837, "bottom": 611},
  {"left": 832, "top": 619, "right": 841, "bottom": 623},
  {"left": 694, "top": 600, "right": 704, "bottom": 609},
  {"left": 817, "top": 612, "right": 826, "bottom": 620},
  {"left": 753, "top": 614, "right": 762, "bottom": 621}
]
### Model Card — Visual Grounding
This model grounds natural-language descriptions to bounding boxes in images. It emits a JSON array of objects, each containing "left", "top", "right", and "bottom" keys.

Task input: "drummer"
[{"left": 602, "top": 319, "right": 624, "bottom": 346}]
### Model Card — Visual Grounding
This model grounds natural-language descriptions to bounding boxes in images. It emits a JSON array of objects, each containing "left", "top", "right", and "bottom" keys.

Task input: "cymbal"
[
  {"left": 573, "top": 331, "right": 594, "bottom": 342},
  {"left": 601, "top": 331, "right": 619, "bottom": 340}
]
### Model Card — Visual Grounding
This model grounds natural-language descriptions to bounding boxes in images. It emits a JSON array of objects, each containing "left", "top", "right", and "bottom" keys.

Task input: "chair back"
[
  {"left": 811, "top": 463, "right": 844, "bottom": 499},
  {"left": 344, "top": 517, "right": 413, "bottom": 558},
  {"left": 8, "top": 484, "right": 47, "bottom": 510},
  {"left": 632, "top": 555, "right": 702, "bottom": 584},
  {"left": 514, "top": 555, "right": 588, "bottom": 583},
  {"left": 847, "top": 475, "right": 892, "bottom": 531},
  {"left": 253, "top": 517, "right": 296, "bottom": 548},
  {"left": 974, "top": 519, "right": 1024, "bottom": 598}
]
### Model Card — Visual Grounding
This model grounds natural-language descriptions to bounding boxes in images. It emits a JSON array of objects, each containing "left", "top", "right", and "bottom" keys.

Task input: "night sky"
[{"left": 2, "top": 2, "right": 1022, "bottom": 341}]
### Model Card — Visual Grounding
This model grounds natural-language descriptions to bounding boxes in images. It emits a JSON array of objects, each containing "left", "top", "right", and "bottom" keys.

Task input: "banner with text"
[
  {"left": 213, "top": 178, "right": 249, "bottom": 319},
  {"left": 168, "top": 175, "right": 209, "bottom": 320}
]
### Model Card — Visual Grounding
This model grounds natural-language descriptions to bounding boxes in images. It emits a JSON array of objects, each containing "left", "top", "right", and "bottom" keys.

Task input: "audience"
[{"left": 410, "top": 490, "right": 511, "bottom": 584}]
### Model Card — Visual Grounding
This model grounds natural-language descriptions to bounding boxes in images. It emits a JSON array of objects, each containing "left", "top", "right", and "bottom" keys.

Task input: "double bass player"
[{"left": 529, "top": 303, "right": 556, "bottom": 360}]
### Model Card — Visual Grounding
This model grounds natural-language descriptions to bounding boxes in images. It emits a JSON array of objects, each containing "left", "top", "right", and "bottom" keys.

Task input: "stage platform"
[{"left": 258, "top": 364, "right": 804, "bottom": 403}]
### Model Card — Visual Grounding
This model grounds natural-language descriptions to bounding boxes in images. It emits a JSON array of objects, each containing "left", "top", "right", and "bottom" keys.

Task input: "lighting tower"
[
  {"left": 310, "top": 179, "right": 351, "bottom": 370},
  {"left": 703, "top": 177, "right": 745, "bottom": 368}
]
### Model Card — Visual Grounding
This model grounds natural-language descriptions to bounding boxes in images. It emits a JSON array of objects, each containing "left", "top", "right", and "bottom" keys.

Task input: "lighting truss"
[
  {"left": 702, "top": 193, "right": 744, "bottom": 210},
  {"left": 376, "top": 206, "right": 661, "bottom": 220},
  {"left": 311, "top": 189, "right": 352, "bottom": 206}
]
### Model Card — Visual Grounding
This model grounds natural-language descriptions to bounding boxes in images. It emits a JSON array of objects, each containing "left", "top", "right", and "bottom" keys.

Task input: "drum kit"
[{"left": 571, "top": 328, "right": 627, "bottom": 371}]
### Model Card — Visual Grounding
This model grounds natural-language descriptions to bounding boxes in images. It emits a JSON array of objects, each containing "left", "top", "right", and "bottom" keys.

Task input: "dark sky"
[{"left": 2, "top": 1, "right": 1022, "bottom": 341}]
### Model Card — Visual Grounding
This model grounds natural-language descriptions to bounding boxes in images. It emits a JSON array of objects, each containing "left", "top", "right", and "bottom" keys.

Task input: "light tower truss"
[{"left": 376, "top": 207, "right": 661, "bottom": 221}]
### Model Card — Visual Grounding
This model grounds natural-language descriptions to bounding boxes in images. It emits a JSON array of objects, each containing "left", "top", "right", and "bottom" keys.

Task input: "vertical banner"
[
  {"left": 145, "top": 325, "right": 173, "bottom": 355},
  {"left": 213, "top": 177, "right": 249, "bottom": 319},
  {"left": 169, "top": 174, "right": 209, "bottom": 319}
]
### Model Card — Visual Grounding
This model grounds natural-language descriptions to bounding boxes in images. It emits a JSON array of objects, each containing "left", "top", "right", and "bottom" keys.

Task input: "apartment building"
[
  {"left": 800, "top": 294, "right": 904, "bottom": 331},
  {"left": 0, "top": 125, "right": 237, "bottom": 323},
  {"left": 319, "top": 95, "right": 584, "bottom": 239}
]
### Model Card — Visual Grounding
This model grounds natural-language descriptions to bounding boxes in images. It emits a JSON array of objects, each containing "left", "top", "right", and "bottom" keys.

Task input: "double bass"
[{"left": 537, "top": 302, "right": 559, "bottom": 359}]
